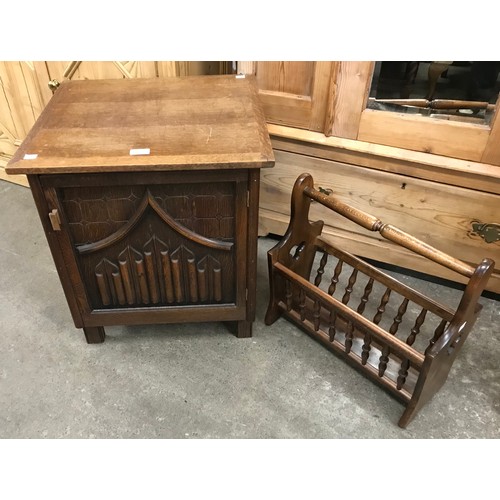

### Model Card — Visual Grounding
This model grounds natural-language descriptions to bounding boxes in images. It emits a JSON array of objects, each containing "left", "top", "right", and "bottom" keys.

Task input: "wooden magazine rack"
[{"left": 265, "top": 173, "right": 494, "bottom": 427}]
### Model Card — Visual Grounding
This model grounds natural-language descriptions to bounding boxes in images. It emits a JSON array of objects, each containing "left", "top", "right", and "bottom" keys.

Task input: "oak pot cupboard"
[{"left": 6, "top": 75, "right": 274, "bottom": 343}]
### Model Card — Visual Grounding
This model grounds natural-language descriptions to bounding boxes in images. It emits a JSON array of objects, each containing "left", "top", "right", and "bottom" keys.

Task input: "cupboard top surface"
[{"left": 6, "top": 75, "right": 274, "bottom": 175}]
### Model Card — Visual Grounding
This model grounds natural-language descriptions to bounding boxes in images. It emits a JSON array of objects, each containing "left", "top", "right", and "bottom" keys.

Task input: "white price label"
[{"left": 129, "top": 148, "right": 151, "bottom": 156}]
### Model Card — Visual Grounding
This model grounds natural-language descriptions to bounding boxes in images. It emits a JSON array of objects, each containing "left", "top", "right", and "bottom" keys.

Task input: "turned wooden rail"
[
  {"left": 303, "top": 186, "right": 475, "bottom": 278},
  {"left": 368, "top": 97, "right": 496, "bottom": 111},
  {"left": 265, "top": 173, "right": 495, "bottom": 428}
]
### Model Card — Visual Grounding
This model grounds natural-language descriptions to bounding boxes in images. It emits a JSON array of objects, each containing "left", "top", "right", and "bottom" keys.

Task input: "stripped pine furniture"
[
  {"left": 6, "top": 75, "right": 274, "bottom": 343},
  {"left": 265, "top": 173, "right": 494, "bottom": 427}
]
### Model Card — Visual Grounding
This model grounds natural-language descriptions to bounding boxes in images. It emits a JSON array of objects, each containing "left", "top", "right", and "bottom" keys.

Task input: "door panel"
[
  {"left": 481, "top": 94, "right": 500, "bottom": 164},
  {"left": 358, "top": 109, "right": 490, "bottom": 161},
  {"left": 325, "top": 61, "right": 374, "bottom": 139},
  {"left": 44, "top": 172, "right": 247, "bottom": 315},
  {"left": 0, "top": 61, "right": 46, "bottom": 139},
  {"left": 326, "top": 61, "right": 500, "bottom": 164},
  {"left": 60, "top": 182, "right": 237, "bottom": 309},
  {"left": 242, "top": 61, "right": 334, "bottom": 132},
  {"left": 245, "top": 60, "right": 500, "bottom": 164},
  {"left": 256, "top": 61, "right": 315, "bottom": 95},
  {"left": 0, "top": 61, "right": 51, "bottom": 183}
]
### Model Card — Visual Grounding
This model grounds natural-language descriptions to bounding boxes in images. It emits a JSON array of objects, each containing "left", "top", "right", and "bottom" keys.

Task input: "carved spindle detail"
[
  {"left": 96, "top": 271, "right": 111, "bottom": 305},
  {"left": 112, "top": 272, "right": 126, "bottom": 305},
  {"left": 389, "top": 298, "right": 409, "bottom": 335},
  {"left": 197, "top": 267, "right": 208, "bottom": 302},
  {"left": 285, "top": 280, "right": 293, "bottom": 311},
  {"left": 299, "top": 288, "right": 306, "bottom": 321},
  {"left": 378, "top": 346, "right": 390, "bottom": 377},
  {"left": 197, "top": 255, "right": 223, "bottom": 303},
  {"left": 314, "top": 251, "right": 328, "bottom": 287},
  {"left": 161, "top": 251, "right": 175, "bottom": 303},
  {"left": 119, "top": 260, "right": 136, "bottom": 305},
  {"left": 345, "top": 320, "right": 354, "bottom": 354},
  {"left": 425, "top": 319, "right": 448, "bottom": 354},
  {"left": 144, "top": 252, "right": 159, "bottom": 304},
  {"left": 373, "top": 288, "right": 392, "bottom": 325},
  {"left": 143, "top": 235, "right": 169, "bottom": 303},
  {"left": 135, "top": 258, "right": 150, "bottom": 304},
  {"left": 95, "top": 259, "right": 120, "bottom": 306},
  {"left": 342, "top": 268, "right": 358, "bottom": 305},
  {"left": 313, "top": 300, "right": 321, "bottom": 331},
  {"left": 170, "top": 254, "right": 184, "bottom": 303},
  {"left": 397, "top": 359, "right": 410, "bottom": 390},
  {"left": 170, "top": 245, "right": 198, "bottom": 303},
  {"left": 328, "top": 309, "right": 337, "bottom": 342},
  {"left": 357, "top": 277, "right": 374, "bottom": 314},
  {"left": 187, "top": 257, "right": 198, "bottom": 302},
  {"left": 118, "top": 246, "right": 143, "bottom": 305},
  {"left": 406, "top": 308, "right": 427, "bottom": 346},
  {"left": 361, "top": 333, "right": 371, "bottom": 365},
  {"left": 328, "top": 259, "right": 343, "bottom": 295},
  {"left": 94, "top": 239, "right": 223, "bottom": 307},
  {"left": 213, "top": 267, "right": 222, "bottom": 302}
]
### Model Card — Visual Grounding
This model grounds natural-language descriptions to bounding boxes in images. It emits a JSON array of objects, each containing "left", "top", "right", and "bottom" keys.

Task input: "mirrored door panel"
[{"left": 368, "top": 61, "right": 500, "bottom": 126}]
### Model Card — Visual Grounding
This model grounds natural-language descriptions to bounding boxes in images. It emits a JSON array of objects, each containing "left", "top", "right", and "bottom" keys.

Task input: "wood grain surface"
[
  {"left": 358, "top": 109, "right": 490, "bottom": 162},
  {"left": 255, "top": 62, "right": 315, "bottom": 96},
  {"left": 268, "top": 124, "right": 500, "bottom": 195},
  {"left": 7, "top": 75, "right": 274, "bottom": 175},
  {"left": 482, "top": 93, "right": 500, "bottom": 165},
  {"left": 253, "top": 62, "right": 334, "bottom": 132},
  {"left": 325, "top": 61, "right": 374, "bottom": 139},
  {"left": 259, "top": 149, "right": 500, "bottom": 292}
]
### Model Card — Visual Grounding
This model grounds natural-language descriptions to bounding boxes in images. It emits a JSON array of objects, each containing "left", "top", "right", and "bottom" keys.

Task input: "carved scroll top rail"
[{"left": 76, "top": 190, "right": 233, "bottom": 255}]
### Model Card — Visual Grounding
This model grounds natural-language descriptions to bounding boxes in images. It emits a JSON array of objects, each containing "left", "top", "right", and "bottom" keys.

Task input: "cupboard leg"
[
  {"left": 83, "top": 326, "right": 106, "bottom": 344},
  {"left": 235, "top": 320, "right": 253, "bottom": 338}
]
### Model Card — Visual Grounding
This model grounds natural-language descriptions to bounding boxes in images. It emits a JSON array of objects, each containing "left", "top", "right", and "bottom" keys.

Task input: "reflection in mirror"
[{"left": 368, "top": 61, "right": 500, "bottom": 125}]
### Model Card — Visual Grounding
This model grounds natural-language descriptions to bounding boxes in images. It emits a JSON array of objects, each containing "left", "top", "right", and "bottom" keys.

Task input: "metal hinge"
[
  {"left": 247, "top": 190, "right": 250, "bottom": 208},
  {"left": 470, "top": 221, "right": 500, "bottom": 244},
  {"left": 49, "top": 209, "right": 61, "bottom": 231}
]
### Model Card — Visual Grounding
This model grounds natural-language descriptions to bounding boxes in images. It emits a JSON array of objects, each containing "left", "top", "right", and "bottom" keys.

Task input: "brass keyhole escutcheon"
[
  {"left": 48, "top": 79, "right": 60, "bottom": 94},
  {"left": 317, "top": 186, "right": 333, "bottom": 196}
]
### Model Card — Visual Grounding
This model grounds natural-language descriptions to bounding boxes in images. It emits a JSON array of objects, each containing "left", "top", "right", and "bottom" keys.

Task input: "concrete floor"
[{"left": 0, "top": 180, "right": 499, "bottom": 439}]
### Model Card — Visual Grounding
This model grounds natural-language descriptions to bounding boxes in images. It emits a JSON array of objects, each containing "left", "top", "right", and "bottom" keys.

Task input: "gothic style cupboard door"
[{"left": 40, "top": 170, "right": 250, "bottom": 325}]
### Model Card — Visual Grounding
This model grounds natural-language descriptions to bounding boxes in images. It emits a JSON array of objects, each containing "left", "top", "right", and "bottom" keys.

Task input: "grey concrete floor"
[{"left": 0, "top": 180, "right": 499, "bottom": 439}]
